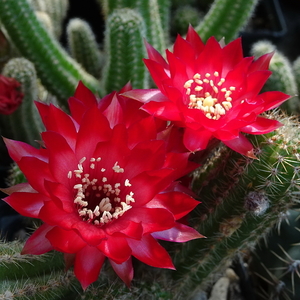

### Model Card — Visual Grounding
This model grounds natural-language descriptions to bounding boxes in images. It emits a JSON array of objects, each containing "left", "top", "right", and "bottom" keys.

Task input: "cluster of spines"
[
  {"left": 102, "top": 8, "right": 149, "bottom": 93},
  {"left": 172, "top": 114, "right": 300, "bottom": 297},
  {"left": 0, "top": 0, "right": 102, "bottom": 102},
  {"left": 195, "top": 0, "right": 259, "bottom": 42},
  {"left": 0, "top": 57, "right": 43, "bottom": 144},
  {"left": 67, "top": 18, "right": 103, "bottom": 79},
  {"left": 251, "top": 41, "right": 300, "bottom": 115}
]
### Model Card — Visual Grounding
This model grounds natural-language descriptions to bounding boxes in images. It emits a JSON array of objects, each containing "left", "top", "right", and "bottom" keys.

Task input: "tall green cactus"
[
  {"left": 100, "top": 0, "right": 168, "bottom": 53},
  {"left": 0, "top": 0, "right": 102, "bottom": 102},
  {"left": 102, "top": 8, "right": 149, "bottom": 92},
  {"left": 195, "top": 0, "right": 259, "bottom": 42},
  {"left": 172, "top": 113, "right": 300, "bottom": 298}
]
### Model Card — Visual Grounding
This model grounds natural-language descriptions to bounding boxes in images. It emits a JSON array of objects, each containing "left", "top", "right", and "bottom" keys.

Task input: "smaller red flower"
[
  {"left": 0, "top": 75, "right": 23, "bottom": 115},
  {"left": 124, "top": 26, "right": 290, "bottom": 157}
]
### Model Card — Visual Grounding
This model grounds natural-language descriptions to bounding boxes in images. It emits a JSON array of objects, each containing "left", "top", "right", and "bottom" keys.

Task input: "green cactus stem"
[
  {"left": 195, "top": 0, "right": 259, "bottom": 42},
  {"left": 100, "top": 0, "right": 166, "bottom": 53},
  {"left": 102, "top": 8, "right": 149, "bottom": 93},
  {"left": 67, "top": 18, "right": 103, "bottom": 79},
  {"left": 172, "top": 113, "right": 300, "bottom": 298},
  {"left": 251, "top": 41, "right": 300, "bottom": 115},
  {"left": 0, "top": 0, "right": 102, "bottom": 102},
  {"left": 1, "top": 58, "right": 43, "bottom": 144}
]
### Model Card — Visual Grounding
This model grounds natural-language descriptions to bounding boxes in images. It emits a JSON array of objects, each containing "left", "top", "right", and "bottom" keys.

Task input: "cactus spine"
[
  {"left": 0, "top": 0, "right": 102, "bottom": 102},
  {"left": 195, "top": 0, "right": 259, "bottom": 42},
  {"left": 173, "top": 114, "right": 300, "bottom": 298},
  {"left": 102, "top": 8, "right": 149, "bottom": 93}
]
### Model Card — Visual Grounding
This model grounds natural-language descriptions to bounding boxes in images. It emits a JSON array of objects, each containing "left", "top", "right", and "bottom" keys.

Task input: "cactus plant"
[{"left": 0, "top": 0, "right": 300, "bottom": 299}]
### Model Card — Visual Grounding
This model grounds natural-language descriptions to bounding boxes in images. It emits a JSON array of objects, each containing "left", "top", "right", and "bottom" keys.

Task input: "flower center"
[
  {"left": 184, "top": 72, "right": 236, "bottom": 120},
  {"left": 68, "top": 157, "right": 135, "bottom": 226}
]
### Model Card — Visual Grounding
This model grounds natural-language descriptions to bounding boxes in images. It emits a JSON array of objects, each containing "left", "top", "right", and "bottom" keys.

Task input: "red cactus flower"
[
  {"left": 1, "top": 82, "right": 202, "bottom": 289},
  {"left": 124, "top": 26, "right": 290, "bottom": 157},
  {"left": 0, "top": 75, "right": 23, "bottom": 115}
]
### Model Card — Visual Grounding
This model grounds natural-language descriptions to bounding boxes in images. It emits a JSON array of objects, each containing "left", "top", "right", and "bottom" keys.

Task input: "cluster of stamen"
[
  {"left": 69, "top": 157, "right": 135, "bottom": 226},
  {"left": 184, "top": 72, "right": 237, "bottom": 120}
]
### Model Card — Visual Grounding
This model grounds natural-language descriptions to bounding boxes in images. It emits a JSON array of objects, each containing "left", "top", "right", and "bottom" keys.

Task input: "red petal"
[
  {"left": 122, "top": 207, "right": 175, "bottom": 234},
  {"left": 241, "top": 117, "right": 282, "bottom": 134},
  {"left": 3, "top": 192, "right": 48, "bottom": 218},
  {"left": 105, "top": 220, "right": 143, "bottom": 239},
  {"left": 244, "top": 70, "right": 271, "bottom": 98},
  {"left": 130, "top": 169, "right": 174, "bottom": 206},
  {"left": 39, "top": 201, "right": 106, "bottom": 245},
  {"left": 143, "top": 59, "right": 170, "bottom": 91},
  {"left": 222, "top": 38, "right": 243, "bottom": 73},
  {"left": 127, "top": 116, "right": 157, "bottom": 148},
  {"left": 173, "top": 34, "right": 197, "bottom": 76},
  {"left": 109, "top": 258, "right": 133, "bottom": 287},
  {"left": 222, "top": 133, "right": 257, "bottom": 158},
  {"left": 68, "top": 96, "right": 86, "bottom": 124},
  {"left": 3, "top": 138, "right": 47, "bottom": 163},
  {"left": 183, "top": 127, "right": 212, "bottom": 152},
  {"left": 74, "top": 245, "right": 106, "bottom": 290},
  {"left": 74, "top": 81, "right": 98, "bottom": 107},
  {"left": 249, "top": 52, "right": 273, "bottom": 72},
  {"left": 44, "top": 181, "right": 74, "bottom": 213},
  {"left": 21, "top": 223, "right": 54, "bottom": 255},
  {"left": 75, "top": 107, "right": 111, "bottom": 160},
  {"left": 144, "top": 40, "right": 169, "bottom": 70},
  {"left": 151, "top": 222, "right": 204, "bottom": 242},
  {"left": 124, "top": 140, "right": 165, "bottom": 179},
  {"left": 42, "top": 131, "right": 78, "bottom": 187},
  {"left": 46, "top": 226, "right": 86, "bottom": 253},
  {"left": 147, "top": 191, "right": 199, "bottom": 220},
  {"left": 142, "top": 100, "right": 182, "bottom": 121},
  {"left": 186, "top": 25, "right": 205, "bottom": 56},
  {"left": 122, "top": 89, "right": 168, "bottom": 104},
  {"left": 195, "top": 37, "right": 223, "bottom": 76},
  {"left": 260, "top": 91, "right": 291, "bottom": 111},
  {"left": 35, "top": 102, "right": 77, "bottom": 150},
  {"left": 18, "top": 157, "right": 55, "bottom": 195},
  {"left": 1, "top": 182, "right": 35, "bottom": 195},
  {"left": 97, "top": 236, "right": 131, "bottom": 263},
  {"left": 127, "top": 235, "right": 175, "bottom": 269}
]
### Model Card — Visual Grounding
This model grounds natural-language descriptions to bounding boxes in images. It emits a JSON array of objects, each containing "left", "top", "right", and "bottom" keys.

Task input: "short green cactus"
[
  {"left": 67, "top": 18, "right": 103, "bottom": 79},
  {"left": 1, "top": 58, "right": 43, "bottom": 144}
]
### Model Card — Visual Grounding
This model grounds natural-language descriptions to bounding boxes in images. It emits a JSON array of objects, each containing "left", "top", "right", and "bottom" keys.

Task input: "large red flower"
[
  {"left": 124, "top": 26, "right": 290, "bottom": 157},
  {"left": 0, "top": 75, "right": 23, "bottom": 115},
  {"left": 1, "top": 83, "right": 202, "bottom": 289}
]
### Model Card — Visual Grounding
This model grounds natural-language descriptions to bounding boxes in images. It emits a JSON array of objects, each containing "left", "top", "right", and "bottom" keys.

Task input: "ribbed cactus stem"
[
  {"left": 0, "top": 241, "right": 64, "bottom": 280},
  {"left": 1, "top": 58, "right": 43, "bottom": 144},
  {"left": 251, "top": 41, "right": 299, "bottom": 115},
  {"left": 173, "top": 114, "right": 300, "bottom": 298},
  {"left": 101, "top": 0, "right": 166, "bottom": 53},
  {"left": 0, "top": 0, "right": 102, "bottom": 102},
  {"left": 102, "top": 8, "right": 149, "bottom": 92},
  {"left": 67, "top": 18, "right": 103, "bottom": 79},
  {"left": 195, "top": 0, "right": 259, "bottom": 42},
  {"left": 0, "top": 271, "right": 76, "bottom": 299}
]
